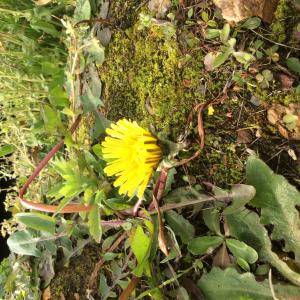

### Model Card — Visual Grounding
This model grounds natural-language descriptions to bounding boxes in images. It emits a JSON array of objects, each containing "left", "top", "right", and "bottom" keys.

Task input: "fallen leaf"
[
  {"left": 204, "top": 52, "right": 217, "bottom": 71},
  {"left": 278, "top": 73, "right": 294, "bottom": 90},
  {"left": 42, "top": 287, "right": 51, "bottom": 300},
  {"left": 148, "top": 0, "right": 171, "bottom": 18},
  {"left": 237, "top": 129, "right": 252, "bottom": 144},
  {"left": 287, "top": 148, "right": 297, "bottom": 161},
  {"left": 213, "top": 242, "right": 232, "bottom": 269},
  {"left": 267, "top": 104, "right": 300, "bottom": 140}
]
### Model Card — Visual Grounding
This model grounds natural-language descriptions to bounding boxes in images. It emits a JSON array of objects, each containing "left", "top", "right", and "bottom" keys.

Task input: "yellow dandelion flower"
[{"left": 101, "top": 119, "right": 162, "bottom": 198}]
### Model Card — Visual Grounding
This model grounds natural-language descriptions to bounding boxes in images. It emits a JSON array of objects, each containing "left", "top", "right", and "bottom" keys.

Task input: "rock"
[
  {"left": 148, "top": 0, "right": 171, "bottom": 18},
  {"left": 212, "top": 0, "right": 279, "bottom": 23}
]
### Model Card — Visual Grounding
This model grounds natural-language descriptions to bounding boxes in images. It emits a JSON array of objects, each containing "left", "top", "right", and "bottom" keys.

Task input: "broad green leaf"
[
  {"left": 233, "top": 51, "right": 255, "bottom": 65},
  {"left": 7, "top": 230, "right": 41, "bottom": 257},
  {"left": 164, "top": 186, "right": 202, "bottom": 203},
  {"left": 165, "top": 210, "right": 195, "bottom": 244},
  {"left": 225, "top": 208, "right": 300, "bottom": 286},
  {"left": 81, "top": 85, "right": 103, "bottom": 113},
  {"left": 240, "top": 17, "right": 261, "bottom": 29},
  {"left": 198, "top": 267, "right": 300, "bottom": 300},
  {"left": 188, "top": 236, "right": 223, "bottom": 255},
  {"left": 203, "top": 208, "right": 221, "bottom": 236},
  {"left": 88, "top": 206, "right": 102, "bottom": 243},
  {"left": 49, "top": 85, "right": 69, "bottom": 107},
  {"left": 212, "top": 51, "right": 230, "bottom": 69},
  {"left": 85, "top": 38, "right": 105, "bottom": 64},
  {"left": 163, "top": 167, "right": 177, "bottom": 195},
  {"left": 224, "top": 184, "right": 256, "bottom": 214},
  {"left": 246, "top": 156, "right": 300, "bottom": 260},
  {"left": 236, "top": 257, "right": 250, "bottom": 272},
  {"left": 42, "top": 105, "right": 62, "bottom": 130},
  {"left": 220, "top": 23, "right": 230, "bottom": 43},
  {"left": 286, "top": 57, "right": 300, "bottom": 74},
  {"left": 0, "top": 144, "right": 15, "bottom": 157},
  {"left": 74, "top": 0, "right": 91, "bottom": 22},
  {"left": 16, "top": 213, "right": 56, "bottom": 235},
  {"left": 226, "top": 238, "right": 258, "bottom": 264},
  {"left": 130, "top": 225, "right": 151, "bottom": 277},
  {"left": 205, "top": 28, "right": 220, "bottom": 39},
  {"left": 92, "top": 144, "right": 103, "bottom": 159},
  {"left": 92, "top": 112, "right": 111, "bottom": 139}
]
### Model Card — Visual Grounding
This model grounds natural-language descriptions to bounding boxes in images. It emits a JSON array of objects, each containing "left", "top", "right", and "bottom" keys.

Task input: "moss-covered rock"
[
  {"left": 271, "top": 0, "right": 299, "bottom": 44},
  {"left": 100, "top": 17, "right": 231, "bottom": 138}
]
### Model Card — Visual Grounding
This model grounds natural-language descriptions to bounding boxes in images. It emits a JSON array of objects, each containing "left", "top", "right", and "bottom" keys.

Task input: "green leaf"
[
  {"left": 226, "top": 238, "right": 258, "bottom": 264},
  {"left": 246, "top": 156, "right": 300, "bottom": 260},
  {"left": 236, "top": 257, "right": 250, "bottom": 272},
  {"left": 240, "top": 17, "right": 261, "bottom": 29},
  {"left": 7, "top": 230, "right": 41, "bottom": 257},
  {"left": 224, "top": 184, "right": 256, "bottom": 214},
  {"left": 88, "top": 206, "right": 102, "bottom": 243},
  {"left": 16, "top": 213, "right": 56, "bottom": 235},
  {"left": 85, "top": 37, "right": 105, "bottom": 64},
  {"left": 188, "top": 236, "right": 223, "bottom": 255},
  {"left": 92, "top": 112, "right": 111, "bottom": 139},
  {"left": 74, "top": 0, "right": 91, "bottom": 22},
  {"left": 198, "top": 267, "right": 300, "bottom": 300},
  {"left": 225, "top": 208, "right": 300, "bottom": 286},
  {"left": 131, "top": 225, "right": 151, "bottom": 277},
  {"left": 220, "top": 23, "right": 230, "bottom": 43},
  {"left": 212, "top": 51, "right": 231, "bottom": 69},
  {"left": 233, "top": 51, "right": 256, "bottom": 65},
  {"left": 286, "top": 57, "right": 300, "bottom": 74},
  {"left": 165, "top": 210, "right": 195, "bottom": 244},
  {"left": 0, "top": 144, "right": 15, "bottom": 157},
  {"left": 30, "top": 18, "right": 60, "bottom": 37},
  {"left": 81, "top": 86, "right": 103, "bottom": 113},
  {"left": 205, "top": 28, "right": 220, "bottom": 39},
  {"left": 203, "top": 208, "right": 221, "bottom": 236},
  {"left": 42, "top": 105, "right": 62, "bottom": 130},
  {"left": 49, "top": 85, "right": 69, "bottom": 108}
]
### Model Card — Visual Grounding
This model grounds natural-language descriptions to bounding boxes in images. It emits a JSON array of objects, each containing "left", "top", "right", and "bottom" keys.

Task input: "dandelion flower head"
[{"left": 102, "top": 119, "right": 162, "bottom": 198}]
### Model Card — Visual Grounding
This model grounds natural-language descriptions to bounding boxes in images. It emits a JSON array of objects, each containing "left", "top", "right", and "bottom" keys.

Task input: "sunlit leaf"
[{"left": 16, "top": 213, "right": 56, "bottom": 235}]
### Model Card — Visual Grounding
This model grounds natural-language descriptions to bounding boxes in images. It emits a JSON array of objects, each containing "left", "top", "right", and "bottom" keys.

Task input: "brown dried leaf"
[
  {"left": 278, "top": 73, "right": 294, "bottom": 90},
  {"left": 237, "top": 129, "right": 252, "bottom": 144},
  {"left": 213, "top": 242, "right": 232, "bottom": 269},
  {"left": 267, "top": 104, "right": 300, "bottom": 140}
]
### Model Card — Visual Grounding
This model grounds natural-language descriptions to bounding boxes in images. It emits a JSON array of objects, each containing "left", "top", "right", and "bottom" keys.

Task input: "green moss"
[
  {"left": 49, "top": 245, "right": 100, "bottom": 299},
  {"left": 100, "top": 20, "right": 213, "bottom": 138},
  {"left": 109, "top": 0, "right": 143, "bottom": 29},
  {"left": 271, "top": 0, "right": 295, "bottom": 43}
]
